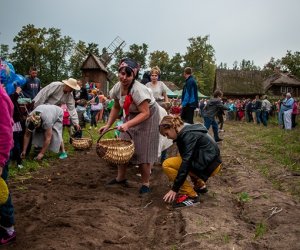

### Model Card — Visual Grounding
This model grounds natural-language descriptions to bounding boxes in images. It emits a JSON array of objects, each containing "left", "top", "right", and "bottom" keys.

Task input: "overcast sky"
[{"left": 0, "top": 0, "right": 299, "bottom": 68}]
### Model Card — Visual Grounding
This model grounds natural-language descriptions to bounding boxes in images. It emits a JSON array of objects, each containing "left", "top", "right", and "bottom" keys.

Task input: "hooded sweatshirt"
[
  {"left": 0, "top": 86, "right": 14, "bottom": 168},
  {"left": 202, "top": 98, "right": 227, "bottom": 119}
]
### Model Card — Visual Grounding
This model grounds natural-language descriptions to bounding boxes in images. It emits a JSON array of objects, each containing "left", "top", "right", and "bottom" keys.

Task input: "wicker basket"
[
  {"left": 71, "top": 129, "right": 93, "bottom": 150},
  {"left": 96, "top": 128, "right": 134, "bottom": 165}
]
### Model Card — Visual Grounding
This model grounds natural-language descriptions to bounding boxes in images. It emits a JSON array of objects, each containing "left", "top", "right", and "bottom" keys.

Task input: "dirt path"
[{"left": 4, "top": 122, "right": 300, "bottom": 249}]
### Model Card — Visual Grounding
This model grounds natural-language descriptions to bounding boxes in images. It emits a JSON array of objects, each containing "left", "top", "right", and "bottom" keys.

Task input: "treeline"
[{"left": 0, "top": 24, "right": 299, "bottom": 95}]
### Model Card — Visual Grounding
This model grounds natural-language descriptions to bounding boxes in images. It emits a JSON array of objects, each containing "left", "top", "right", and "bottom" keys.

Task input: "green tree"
[
  {"left": 69, "top": 40, "right": 88, "bottom": 79},
  {"left": 43, "top": 27, "right": 74, "bottom": 83},
  {"left": 166, "top": 53, "right": 184, "bottom": 87},
  {"left": 11, "top": 24, "right": 47, "bottom": 75},
  {"left": 11, "top": 24, "right": 74, "bottom": 85},
  {"left": 149, "top": 50, "right": 170, "bottom": 80},
  {"left": 232, "top": 60, "right": 239, "bottom": 70},
  {"left": 281, "top": 50, "right": 300, "bottom": 78},
  {"left": 217, "top": 62, "right": 228, "bottom": 69},
  {"left": 109, "top": 43, "right": 149, "bottom": 78},
  {"left": 183, "top": 35, "right": 216, "bottom": 95},
  {"left": 126, "top": 43, "right": 148, "bottom": 70},
  {"left": 263, "top": 57, "right": 281, "bottom": 71},
  {"left": 239, "top": 59, "right": 260, "bottom": 71},
  {"left": 87, "top": 43, "right": 101, "bottom": 58},
  {"left": 0, "top": 44, "right": 10, "bottom": 60}
]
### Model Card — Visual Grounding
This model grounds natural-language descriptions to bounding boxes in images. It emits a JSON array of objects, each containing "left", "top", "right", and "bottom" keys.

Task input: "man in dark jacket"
[
  {"left": 22, "top": 66, "right": 41, "bottom": 99},
  {"left": 181, "top": 67, "right": 199, "bottom": 124},
  {"left": 159, "top": 115, "right": 222, "bottom": 208},
  {"left": 202, "top": 89, "right": 227, "bottom": 142}
]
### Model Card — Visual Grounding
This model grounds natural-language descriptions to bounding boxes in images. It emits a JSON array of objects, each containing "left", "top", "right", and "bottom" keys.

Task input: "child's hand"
[{"left": 163, "top": 190, "right": 177, "bottom": 203}]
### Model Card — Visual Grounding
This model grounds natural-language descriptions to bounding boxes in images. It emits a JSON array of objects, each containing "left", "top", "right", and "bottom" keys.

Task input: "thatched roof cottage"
[
  {"left": 214, "top": 69, "right": 267, "bottom": 98},
  {"left": 263, "top": 72, "right": 300, "bottom": 97}
]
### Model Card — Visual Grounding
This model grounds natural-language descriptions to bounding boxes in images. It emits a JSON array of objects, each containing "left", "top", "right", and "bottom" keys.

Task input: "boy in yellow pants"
[{"left": 159, "top": 115, "right": 222, "bottom": 208}]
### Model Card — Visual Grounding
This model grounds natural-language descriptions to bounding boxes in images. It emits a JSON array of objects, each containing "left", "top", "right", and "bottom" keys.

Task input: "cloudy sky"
[{"left": 0, "top": 0, "right": 299, "bottom": 68}]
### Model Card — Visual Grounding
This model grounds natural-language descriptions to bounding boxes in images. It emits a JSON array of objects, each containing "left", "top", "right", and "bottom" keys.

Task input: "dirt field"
[{"left": 4, "top": 122, "right": 300, "bottom": 250}]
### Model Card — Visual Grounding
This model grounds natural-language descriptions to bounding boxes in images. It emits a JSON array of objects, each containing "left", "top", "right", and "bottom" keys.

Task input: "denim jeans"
[
  {"left": 0, "top": 160, "right": 15, "bottom": 227},
  {"left": 256, "top": 110, "right": 262, "bottom": 124},
  {"left": 262, "top": 111, "right": 268, "bottom": 126},
  {"left": 203, "top": 117, "right": 220, "bottom": 141}
]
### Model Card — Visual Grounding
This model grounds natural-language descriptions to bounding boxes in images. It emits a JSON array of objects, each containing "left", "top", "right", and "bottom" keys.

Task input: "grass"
[
  {"left": 254, "top": 222, "right": 267, "bottom": 239},
  {"left": 237, "top": 192, "right": 251, "bottom": 203},
  {"left": 235, "top": 117, "right": 300, "bottom": 173},
  {"left": 223, "top": 234, "right": 230, "bottom": 244},
  {"left": 223, "top": 117, "right": 300, "bottom": 198}
]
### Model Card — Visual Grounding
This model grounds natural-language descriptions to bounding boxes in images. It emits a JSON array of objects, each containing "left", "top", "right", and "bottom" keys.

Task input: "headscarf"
[
  {"left": 25, "top": 112, "right": 42, "bottom": 132},
  {"left": 118, "top": 58, "right": 139, "bottom": 78},
  {"left": 118, "top": 58, "right": 140, "bottom": 119}
]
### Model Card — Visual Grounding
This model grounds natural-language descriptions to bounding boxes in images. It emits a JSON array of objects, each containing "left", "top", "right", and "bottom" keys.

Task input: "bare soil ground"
[{"left": 4, "top": 122, "right": 300, "bottom": 250}]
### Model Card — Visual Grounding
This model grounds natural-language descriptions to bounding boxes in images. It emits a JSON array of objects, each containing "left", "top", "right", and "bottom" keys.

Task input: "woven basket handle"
[
  {"left": 72, "top": 129, "right": 93, "bottom": 140},
  {"left": 97, "top": 127, "right": 132, "bottom": 143}
]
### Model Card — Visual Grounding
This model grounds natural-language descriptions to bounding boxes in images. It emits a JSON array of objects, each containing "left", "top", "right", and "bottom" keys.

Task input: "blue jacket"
[
  {"left": 281, "top": 97, "right": 294, "bottom": 112},
  {"left": 181, "top": 75, "right": 199, "bottom": 108}
]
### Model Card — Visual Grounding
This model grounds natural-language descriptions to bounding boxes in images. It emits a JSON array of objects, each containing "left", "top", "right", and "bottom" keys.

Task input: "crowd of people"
[
  {"left": 1, "top": 57, "right": 299, "bottom": 245},
  {"left": 197, "top": 93, "right": 299, "bottom": 131}
]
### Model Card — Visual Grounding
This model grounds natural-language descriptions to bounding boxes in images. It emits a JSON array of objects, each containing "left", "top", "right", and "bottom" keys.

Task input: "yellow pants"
[{"left": 162, "top": 156, "right": 221, "bottom": 198}]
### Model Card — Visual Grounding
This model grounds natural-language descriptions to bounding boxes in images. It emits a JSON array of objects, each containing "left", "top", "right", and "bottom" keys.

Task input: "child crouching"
[{"left": 159, "top": 115, "right": 222, "bottom": 208}]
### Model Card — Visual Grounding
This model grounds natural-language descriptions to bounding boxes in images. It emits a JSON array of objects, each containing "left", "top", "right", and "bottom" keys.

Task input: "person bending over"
[{"left": 159, "top": 115, "right": 222, "bottom": 208}]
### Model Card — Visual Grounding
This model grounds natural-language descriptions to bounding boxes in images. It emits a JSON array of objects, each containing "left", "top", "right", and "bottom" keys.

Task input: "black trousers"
[{"left": 181, "top": 106, "right": 196, "bottom": 124}]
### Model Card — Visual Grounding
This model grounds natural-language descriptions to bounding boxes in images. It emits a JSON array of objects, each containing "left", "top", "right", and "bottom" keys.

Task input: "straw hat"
[{"left": 62, "top": 78, "right": 80, "bottom": 90}]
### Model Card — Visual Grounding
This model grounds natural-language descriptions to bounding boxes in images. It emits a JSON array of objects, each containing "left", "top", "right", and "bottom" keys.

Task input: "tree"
[
  {"left": 11, "top": 24, "right": 74, "bottom": 85},
  {"left": 217, "top": 62, "right": 228, "bottom": 69},
  {"left": 183, "top": 35, "right": 216, "bottom": 95},
  {"left": 239, "top": 59, "right": 260, "bottom": 71},
  {"left": 109, "top": 43, "right": 149, "bottom": 78},
  {"left": 0, "top": 44, "right": 10, "bottom": 60},
  {"left": 232, "top": 61, "right": 239, "bottom": 70},
  {"left": 11, "top": 24, "right": 47, "bottom": 75},
  {"left": 87, "top": 43, "right": 101, "bottom": 58},
  {"left": 69, "top": 40, "right": 88, "bottom": 79},
  {"left": 43, "top": 27, "right": 73, "bottom": 82},
  {"left": 126, "top": 43, "right": 148, "bottom": 70},
  {"left": 165, "top": 53, "right": 184, "bottom": 87},
  {"left": 281, "top": 50, "right": 300, "bottom": 78},
  {"left": 149, "top": 50, "right": 170, "bottom": 80}
]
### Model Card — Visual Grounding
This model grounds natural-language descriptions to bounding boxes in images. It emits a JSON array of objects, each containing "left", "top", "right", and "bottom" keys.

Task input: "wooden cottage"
[
  {"left": 163, "top": 81, "right": 180, "bottom": 92},
  {"left": 214, "top": 69, "right": 267, "bottom": 99},
  {"left": 262, "top": 72, "right": 300, "bottom": 97},
  {"left": 81, "top": 53, "right": 109, "bottom": 95}
]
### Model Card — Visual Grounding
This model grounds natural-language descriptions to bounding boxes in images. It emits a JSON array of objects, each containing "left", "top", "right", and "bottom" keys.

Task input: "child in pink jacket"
[{"left": 0, "top": 85, "right": 16, "bottom": 245}]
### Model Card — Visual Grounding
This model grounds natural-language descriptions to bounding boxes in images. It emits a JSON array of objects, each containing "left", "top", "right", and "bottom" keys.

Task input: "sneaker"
[
  {"left": 59, "top": 152, "right": 68, "bottom": 159},
  {"left": 0, "top": 227, "right": 16, "bottom": 245},
  {"left": 107, "top": 178, "right": 129, "bottom": 188},
  {"left": 17, "top": 164, "right": 24, "bottom": 170},
  {"left": 172, "top": 194, "right": 199, "bottom": 208},
  {"left": 215, "top": 138, "right": 223, "bottom": 142},
  {"left": 219, "top": 129, "right": 224, "bottom": 132},
  {"left": 194, "top": 187, "right": 208, "bottom": 194},
  {"left": 139, "top": 185, "right": 150, "bottom": 194}
]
